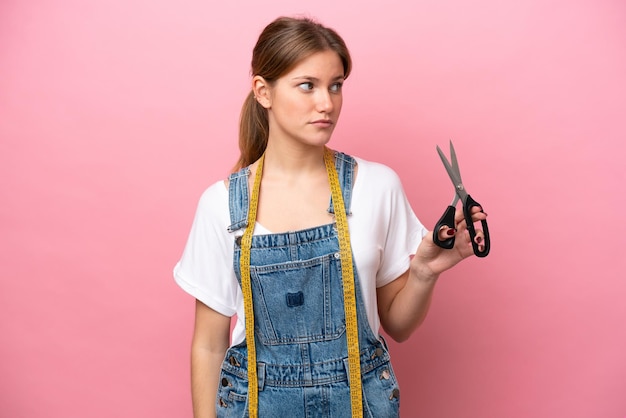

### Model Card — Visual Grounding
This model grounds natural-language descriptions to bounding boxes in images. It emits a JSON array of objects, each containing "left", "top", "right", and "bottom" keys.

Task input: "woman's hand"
[{"left": 411, "top": 206, "right": 488, "bottom": 280}]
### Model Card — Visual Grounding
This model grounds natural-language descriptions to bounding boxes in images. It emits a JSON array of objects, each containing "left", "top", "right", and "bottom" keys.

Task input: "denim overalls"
[{"left": 218, "top": 152, "right": 401, "bottom": 417}]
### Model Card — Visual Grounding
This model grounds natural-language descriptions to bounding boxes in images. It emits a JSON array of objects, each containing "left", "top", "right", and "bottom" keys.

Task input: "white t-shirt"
[{"left": 174, "top": 156, "right": 427, "bottom": 346}]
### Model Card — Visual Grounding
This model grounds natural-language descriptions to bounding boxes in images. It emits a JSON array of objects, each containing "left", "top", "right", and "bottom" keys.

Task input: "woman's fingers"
[
  {"left": 437, "top": 225, "right": 456, "bottom": 242},
  {"left": 451, "top": 206, "right": 488, "bottom": 254},
  {"left": 433, "top": 207, "right": 488, "bottom": 258},
  {"left": 455, "top": 206, "right": 486, "bottom": 224},
  {"left": 473, "top": 229, "right": 485, "bottom": 253}
]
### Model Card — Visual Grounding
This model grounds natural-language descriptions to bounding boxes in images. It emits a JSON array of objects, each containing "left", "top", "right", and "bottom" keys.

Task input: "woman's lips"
[{"left": 311, "top": 119, "right": 334, "bottom": 127}]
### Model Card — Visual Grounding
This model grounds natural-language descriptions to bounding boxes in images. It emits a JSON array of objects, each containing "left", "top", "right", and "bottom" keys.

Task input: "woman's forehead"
[{"left": 283, "top": 50, "right": 345, "bottom": 80}]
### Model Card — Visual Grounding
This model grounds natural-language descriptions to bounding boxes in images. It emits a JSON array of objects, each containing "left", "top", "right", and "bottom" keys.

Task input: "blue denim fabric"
[{"left": 219, "top": 152, "right": 400, "bottom": 417}]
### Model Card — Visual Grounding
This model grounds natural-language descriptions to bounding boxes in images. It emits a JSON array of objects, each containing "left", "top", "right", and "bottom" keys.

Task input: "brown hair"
[{"left": 234, "top": 16, "right": 352, "bottom": 171}]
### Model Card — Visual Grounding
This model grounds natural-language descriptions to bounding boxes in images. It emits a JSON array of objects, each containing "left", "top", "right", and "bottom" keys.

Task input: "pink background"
[{"left": 1, "top": 0, "right": 625, "bottom": 417}]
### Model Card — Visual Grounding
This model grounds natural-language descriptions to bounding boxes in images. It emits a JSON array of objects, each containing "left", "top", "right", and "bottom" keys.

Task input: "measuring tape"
[
  {"left": 240, "top": 148, "right": 363, "bottom": 417},
  {"left": 239, "top": 153, "right": 264, "bottom": 417},
  {"left": 323, "top": 147, "right": 363, "bottom": 417}
]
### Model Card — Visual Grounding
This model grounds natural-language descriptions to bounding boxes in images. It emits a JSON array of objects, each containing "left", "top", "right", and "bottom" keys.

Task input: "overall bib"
[{"left": 218, "top": 152, "right": 401, "bottom": 417}]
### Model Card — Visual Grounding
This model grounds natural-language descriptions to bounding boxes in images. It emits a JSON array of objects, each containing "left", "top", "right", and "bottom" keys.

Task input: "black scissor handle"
[
  {"left": 464, "top": 194, "right": 490, "bottom": 257},
  {"left": 433, "top": 205, "right": 457, "bottom": 249}
]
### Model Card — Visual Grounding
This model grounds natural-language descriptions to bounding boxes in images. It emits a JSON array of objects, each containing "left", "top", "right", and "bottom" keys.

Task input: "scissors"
[{"left": 433, "top": 140, "right": 490, "bottom": 257}]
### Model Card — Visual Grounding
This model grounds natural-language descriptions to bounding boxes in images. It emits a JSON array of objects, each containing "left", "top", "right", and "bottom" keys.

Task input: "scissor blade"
[
  {"left": 449, "top": 194, "right": 460, "bottom": 207},
  {"left": 436, "top": 145, "right": 468, "bottom": 200},
  {"left": 449, "top": 140, "right": 462, "bottom": 183},
  {"left": 437, "top": 145, "right": 462, "bottom": 186}
]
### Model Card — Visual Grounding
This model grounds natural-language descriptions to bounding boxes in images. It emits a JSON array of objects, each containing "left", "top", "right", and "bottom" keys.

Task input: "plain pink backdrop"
[{"left": 1, "top": 0, "right": 625, "bottom": 417}]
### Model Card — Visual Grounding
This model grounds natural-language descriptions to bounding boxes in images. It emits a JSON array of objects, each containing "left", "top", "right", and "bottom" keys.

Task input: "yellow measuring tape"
[
  {"left": 239, "top": 153, "right": 264, "bottom": 417},
  {"left": 323, "top": 147, "right": 363, "bottom": 417},
  {"left": 240, "top": 147, "right": 363, "bottom": 417}
]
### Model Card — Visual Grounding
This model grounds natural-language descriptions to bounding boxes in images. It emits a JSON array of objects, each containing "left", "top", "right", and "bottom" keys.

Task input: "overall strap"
[
  {"left": 328, "top": 151, "right": 356, "bottom": 216},
  {"left": 227, "top": 168, "right": 250, "bottom": 233}
]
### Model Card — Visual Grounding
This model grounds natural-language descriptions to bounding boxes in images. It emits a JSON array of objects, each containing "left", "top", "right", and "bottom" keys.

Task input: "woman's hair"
[{"left": 234, "top": 16, "right": 352, "bottom": 171}]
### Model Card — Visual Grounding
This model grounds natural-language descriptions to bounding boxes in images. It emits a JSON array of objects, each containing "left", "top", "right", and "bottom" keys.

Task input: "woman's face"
[{"left": 260, "top": 50, "right": 345, "bottom": 149}]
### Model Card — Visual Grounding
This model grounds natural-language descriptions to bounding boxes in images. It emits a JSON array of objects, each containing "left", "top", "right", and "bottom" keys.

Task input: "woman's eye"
[
  {"left": 298, "top": 82, "right": 314, "bottom": 91},
  {"left": 330, "top": 82, "right": 343, "bottom": 93}
]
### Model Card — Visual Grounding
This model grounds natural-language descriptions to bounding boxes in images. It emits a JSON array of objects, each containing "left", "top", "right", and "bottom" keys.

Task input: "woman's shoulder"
[
  {"left": 351, "top": 155, "right": 404, "bottom": 188},
  {"left": 196, "top": 179, "right": 229, "bottom": 215}
]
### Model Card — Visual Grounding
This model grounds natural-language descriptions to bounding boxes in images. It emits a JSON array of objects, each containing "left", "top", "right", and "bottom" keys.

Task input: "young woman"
[{"left": 174, "top": 16, "right": 487, "bottom": 418}]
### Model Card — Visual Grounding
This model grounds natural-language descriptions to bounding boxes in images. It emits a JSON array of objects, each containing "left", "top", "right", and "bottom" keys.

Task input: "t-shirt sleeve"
[
  {"left": 374, "top": 165, "right": 428, "bottom": 288},
  {"left": 173, "top": 182, "right": 240, "bottom": 317}
]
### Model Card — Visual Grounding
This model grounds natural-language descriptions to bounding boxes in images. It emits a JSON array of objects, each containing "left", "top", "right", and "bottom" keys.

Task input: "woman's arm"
[
  {"left": 191, "top": 299, "right": 231, "bottom": 418},
  {"left": 377, "top": 206, "right": 487, "bottom": 342},
  {"left": 376, "top": 268, "right": 437, "bottom": 342}
]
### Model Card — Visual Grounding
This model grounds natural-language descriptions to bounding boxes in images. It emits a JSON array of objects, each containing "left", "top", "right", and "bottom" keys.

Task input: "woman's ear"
[{"left": 252, "top": 75, "right": 271, "bottom": 109}]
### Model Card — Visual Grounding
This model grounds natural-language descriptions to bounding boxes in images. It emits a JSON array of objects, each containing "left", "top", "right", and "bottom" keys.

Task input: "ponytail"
[{"left": 234, "top": 91, "right": 269, "bottom": 171}]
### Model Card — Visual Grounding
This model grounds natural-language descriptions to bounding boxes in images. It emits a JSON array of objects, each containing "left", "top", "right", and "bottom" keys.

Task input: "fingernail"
[
  {"left": 446, "top": 228, "right": 456, "bottom": 236},
  {"left": 476, "top": 236, "right": 483, "bottom": 244}
]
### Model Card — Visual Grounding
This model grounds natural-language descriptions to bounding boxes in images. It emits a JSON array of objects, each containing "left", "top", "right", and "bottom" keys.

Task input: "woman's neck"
[
  {"left": 250, "top": 141, "right": 334, "bottom": 233},
  {"left": 261, "top": 141, "right": 328, "bottom": 177}
]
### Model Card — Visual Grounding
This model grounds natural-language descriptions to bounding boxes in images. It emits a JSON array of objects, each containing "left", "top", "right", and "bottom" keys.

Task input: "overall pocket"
[{"left": 250, "top": 253, "right": 346, "bottom": 345}]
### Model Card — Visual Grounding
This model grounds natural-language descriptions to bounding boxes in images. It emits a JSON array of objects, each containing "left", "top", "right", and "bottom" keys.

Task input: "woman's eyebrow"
[{"left": 291, "top": 75, "right": 345, "bottom": 82}]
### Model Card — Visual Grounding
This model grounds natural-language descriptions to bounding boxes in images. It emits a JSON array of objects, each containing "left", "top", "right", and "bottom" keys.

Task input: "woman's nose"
[{"left": 316, "top": 90, "right": 333, "bottom": 113}]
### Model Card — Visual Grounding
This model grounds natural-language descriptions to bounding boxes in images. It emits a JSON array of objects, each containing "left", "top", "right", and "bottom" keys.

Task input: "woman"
[{"left": 174, "top": 16, "right": 487, "bottom": 418}]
